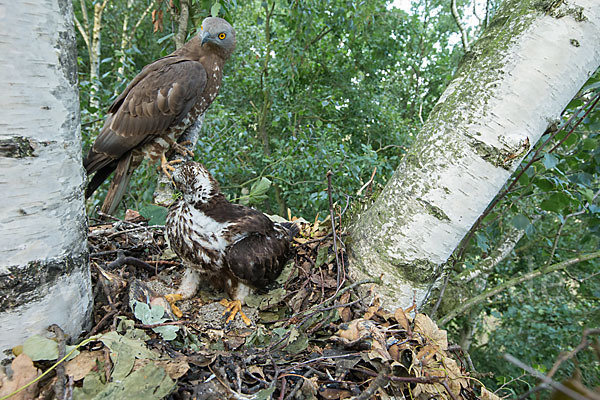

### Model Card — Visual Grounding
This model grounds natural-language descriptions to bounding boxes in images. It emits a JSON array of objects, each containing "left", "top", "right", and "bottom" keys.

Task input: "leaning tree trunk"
[
  {"left": 348, "top": 0, "right": 600, "bottom": 309},
  {"left": 0, "top": 0, "right": 92, "bottom": 357}
]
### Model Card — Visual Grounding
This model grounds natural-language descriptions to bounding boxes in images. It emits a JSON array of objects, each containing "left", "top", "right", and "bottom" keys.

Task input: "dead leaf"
[
  {"left": 134, "top": 358, "right": 190, "bottom": 380},
  {"left": 0, "top": 354, "right": 40, "bottom": 400},
  {"left": 394, "top": 307, "right": 410, "bottom": 331},
  {"left": 413, "top": 313, "right": 448, "bottom": 349},
  {"left": 481, "top": 387, "right": 502, "bottom": 400},
  {"left": 247, "top": 365, "right": 265, "bottom": 380},
  {"left": 319, "top": 386, "right": 352, "bottom": 399},
  {"left": 125, "top": 209, "right": 146, "bottom": 223},
  {"left": 363, "top": 305, "right": 379, "bottom": 320},
  {"left": 65, "top": 350, "right": 103, "bottom": 381}
]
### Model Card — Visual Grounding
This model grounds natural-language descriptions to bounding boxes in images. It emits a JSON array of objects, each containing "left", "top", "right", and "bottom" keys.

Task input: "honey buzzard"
[
  {"left": 84, "top": 17, "right": 236, "bottom": 215},
  {"left": 166, "top": 162, "right": 299, "bottom": 324}
]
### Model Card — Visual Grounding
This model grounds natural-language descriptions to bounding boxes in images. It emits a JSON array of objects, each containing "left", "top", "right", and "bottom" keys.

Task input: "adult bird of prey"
[
  {"left": 166, "top": 162, "right": 299, "bottom": 325},
  {"left": 83, "top": 17, "right": 236, "bottom": 215}
]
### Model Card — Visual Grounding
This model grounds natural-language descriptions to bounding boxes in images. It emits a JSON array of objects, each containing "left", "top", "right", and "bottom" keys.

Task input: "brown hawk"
[
  {"left": 165, "top": 162, "right": 299, "bottom": 324},
  {"left": 84, "top": 17, "right": 236, "bottom": 215}
]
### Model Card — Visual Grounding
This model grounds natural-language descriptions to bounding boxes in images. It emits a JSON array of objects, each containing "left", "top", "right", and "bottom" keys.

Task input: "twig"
[
  {"left": 106, "top": 250, "right": 156, "bottom": 273},
  {"left": 438, "top": 251, "right": 600, "bottom": 325},
  {"left": 326, "top": 171, "right": 342, "bottom": 294},
  {"left": 548, "top": 328, "right": 600, "bottom": 378},
  {"left": 354, "top": 365, "right": 390, "bottom": 400},
  {"left": 504, "top": 353, "right": 591, "bottom": 400},
  {"left": 442, "top": 380, "right": 459, "bottom": 400},
  {"left": 356, "top": 167, "right": 377, "bottom": 196},
  {"left": 134, "top": 320, "right": 190, "bottom": 329},
  {"left": 49, "top": 325, "right": 66, "bottom": 400},
  {"left": 430, "top": 273, "right": 449, "bottom": 319},
  {"left": 86, "top": 309, "right": 119, "bottom": 338}
]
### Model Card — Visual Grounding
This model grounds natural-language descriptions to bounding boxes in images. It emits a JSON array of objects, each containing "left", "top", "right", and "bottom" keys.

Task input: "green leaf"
[
  {"left": 156, "top": 32, "right": 175, "bottom": 44},
  {"left": 315, "top": 246, "right": 329, "bottom": 267},
  {"left": 211, "top": 2, "right": 221, "bottom": 17},
  {"left": 533, "top": 178, "right": 554, "bottom": 192},
  {"left": 87, "top": 363, "right": 175, "bottom": 399},
  {"left": 152, "top": 325, "right": 179, "bottom": 341},
  {"left": 510, "top": 214, "right": 530, "bottom": 231},
  {"left": 253, "top": 387, "right": 276, "bottom": 400},
  {"left": 540, "top": 192, "right": 571, "bottom": 213},
  {"left": 250, "top": 177, "right": 272, "bottom": 197},
  {"left": 542, "top": 153, "right": 559, "bottom": 170},
  {"left": 284, "top": 327, "right": 309, "bottom": 354},
  {"left": 139, "top": 204, "right": 168, "bottom": 225},
  {"left": 475, "top": 232, "right": 489, "bottom": 252},
  {"left": 23, "top": 335, "right": 58, "bottom": 361},
  {"left": 99, "top": 331, "right": 158, "bottom": 381},
  {"left": 134, "top": 301, "right": 152, "bottom": 323}
]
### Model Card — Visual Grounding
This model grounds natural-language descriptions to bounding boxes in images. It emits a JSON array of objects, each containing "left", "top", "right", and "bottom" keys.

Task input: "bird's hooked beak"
[{"left": 201, "top": 31, "right": 212, "bottom": 46}]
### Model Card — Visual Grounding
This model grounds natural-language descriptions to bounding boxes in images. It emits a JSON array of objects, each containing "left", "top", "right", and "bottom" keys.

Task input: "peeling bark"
[
  {"left": 348, "top": 0, "right": 600, "bottom": 310},
  {"left": 0, "top": 0, "right": 91, "bottom": 357}
]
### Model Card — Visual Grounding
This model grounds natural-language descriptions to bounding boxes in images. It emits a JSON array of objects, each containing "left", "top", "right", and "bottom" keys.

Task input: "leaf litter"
[{"left": 1, "top": 210, "right": 495, "bottom": 399}]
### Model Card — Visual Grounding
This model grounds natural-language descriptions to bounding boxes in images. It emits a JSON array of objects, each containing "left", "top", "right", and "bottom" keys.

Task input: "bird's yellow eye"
[
  {"left": 218, "top": 32, "right": 226, "bottom": 40},
  {"left": 200, "top": 26, "right": 203, "bottom": 31}
]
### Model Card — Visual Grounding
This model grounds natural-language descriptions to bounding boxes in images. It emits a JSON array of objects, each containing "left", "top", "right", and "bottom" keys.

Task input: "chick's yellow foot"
[
  {"left": 165, "top": 293, "right": 184, "bottom": 318},
  {"left": 219, "top": 299, "right": 252, "bottom": 326},
  {"left": 160, "top": 154, "right": 183, "bottom": 181}
]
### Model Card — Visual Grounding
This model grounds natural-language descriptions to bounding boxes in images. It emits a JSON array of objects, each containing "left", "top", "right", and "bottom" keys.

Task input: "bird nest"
[{"left": 1, "top": 210, "right": 496, "bottom": 400}]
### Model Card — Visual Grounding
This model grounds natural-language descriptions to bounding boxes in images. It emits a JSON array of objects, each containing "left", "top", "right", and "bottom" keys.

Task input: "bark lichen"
[
  {"left": 0, "top": 252, "right": 88, "bottom": 311},
  {"left": 0, "top": 136, "right": 38, "bottom": 158}
]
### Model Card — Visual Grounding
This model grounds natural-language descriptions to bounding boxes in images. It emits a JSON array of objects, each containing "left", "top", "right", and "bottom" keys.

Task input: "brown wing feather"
[
  {"left": 223, "top": 210, "right": 292, "bottom": 290},
  {"left": 84, "top": 58, "right": 207, "bottom": 173}
]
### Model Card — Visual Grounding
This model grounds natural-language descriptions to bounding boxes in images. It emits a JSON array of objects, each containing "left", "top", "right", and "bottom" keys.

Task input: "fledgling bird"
[
  {"left": 165, "top": 162, "right": 299, "bottom": 324},
  {"left": 84, "top": 17, "right": 236, "bottom": 215}
]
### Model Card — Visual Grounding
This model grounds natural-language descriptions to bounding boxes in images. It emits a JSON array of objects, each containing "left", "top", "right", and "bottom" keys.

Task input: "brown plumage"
[
  {"left": 165, "top": 162, "right": 298, "bottom": 320},
  {"left": 84, "top": 17, "right": 236, "bottom": 215}
]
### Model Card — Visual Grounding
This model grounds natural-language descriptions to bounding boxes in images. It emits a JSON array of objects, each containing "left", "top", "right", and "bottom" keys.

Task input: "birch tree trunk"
[
  {"left": 348, "top": 0, "right": 600, "bottom": 309},
  {"left": 0, "top": 0, "right": 92, "bottom": 357}
]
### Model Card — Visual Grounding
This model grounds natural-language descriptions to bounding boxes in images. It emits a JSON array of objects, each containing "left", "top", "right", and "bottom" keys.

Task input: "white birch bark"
[
  {"left": 0, "top": 0, "right": 92, "bottom": 357},
  {"left": 348, "top": 0, "right": 600, "bottom": 309}
]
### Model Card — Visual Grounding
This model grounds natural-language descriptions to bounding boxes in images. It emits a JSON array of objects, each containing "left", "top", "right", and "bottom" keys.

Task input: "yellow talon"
[
  {"left": 165, "top": 293, "right": 184, "bottom": 318},
  {"left": 220, "top": 299, "right": 252, "bottom": 326},
  {"left": 160, "top": 154, "right": 183, "bottom": 180}
]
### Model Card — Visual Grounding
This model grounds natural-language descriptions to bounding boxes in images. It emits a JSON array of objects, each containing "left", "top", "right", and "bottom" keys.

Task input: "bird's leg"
[
  {"left": 165, "top": 268, "right": 201, "bottom": 318},
  {"left": 160, "top": 153, "right": 183, "bottom": 181},
  {"left": 220, "top": 299, "right": 252, "bottom": 327},
  {"left": 172, "top": 140, "right": 195, "bottom": 158}
]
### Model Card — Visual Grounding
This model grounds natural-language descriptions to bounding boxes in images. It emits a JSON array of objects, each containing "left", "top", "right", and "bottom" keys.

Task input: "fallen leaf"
[
  {"left": 85, "top": 362, "right": 175, "bottom": 399},
  {"left": 22, "top": 335, "right": 58, "bottom": 361},
  {"left": 134, "top": 358, "right": 190, "bottom": 380},
  {"left": 65, "top": 350, "right": 103, "bottom": 381},
  {"left": 413, "top": 313, "right": 448, "bottom": 349},
  {"left": 99, "top": 331, "right": 158, "bottom": 381},
  {"left": 0, "top": 354, "right": 40, "bottom": 400},
  {"left": 481, "top": 387, "right": 502, "bottom": 400},
  {"left": 394, "top": 307, "right": 410, "bottom": 332}
]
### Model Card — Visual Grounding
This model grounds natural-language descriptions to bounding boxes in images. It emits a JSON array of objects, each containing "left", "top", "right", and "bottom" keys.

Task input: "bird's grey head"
[
  {"left": 172, "top": 162, "right": 220, "bottom": 204},
  {"left": 199, "top": 17, "right": 236, "bottom": 59}
]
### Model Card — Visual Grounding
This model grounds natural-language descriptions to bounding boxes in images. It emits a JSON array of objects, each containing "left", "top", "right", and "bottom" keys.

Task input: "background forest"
[{"left": 75, "top": 0, "right": 600, "bottom": 396}]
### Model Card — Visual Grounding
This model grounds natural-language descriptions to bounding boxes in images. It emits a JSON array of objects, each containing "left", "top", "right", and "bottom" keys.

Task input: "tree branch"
[
  {"left": 450, "top": 0, "right": 470, "bottom": 52},
  {"left": 73, "top": 15, "right": 90, "bottom": 51},
  {"left": 439, "top": 251, "right": 600, "bottom": 325},
  {"left": 174, "top": 0, "right": 189, "bottom": 49}
]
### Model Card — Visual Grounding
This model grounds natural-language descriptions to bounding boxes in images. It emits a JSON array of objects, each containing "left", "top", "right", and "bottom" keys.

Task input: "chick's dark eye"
[{"left": 218, "top": 32, "right": 226, "bottom": 40}]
